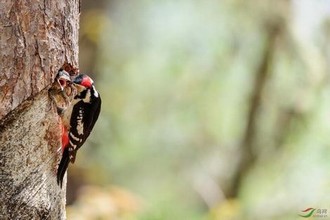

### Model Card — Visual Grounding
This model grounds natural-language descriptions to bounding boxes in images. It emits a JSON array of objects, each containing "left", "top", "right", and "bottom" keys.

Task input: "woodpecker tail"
[{"left": 57, "top": 147, "right": 70, "bottom": 187}]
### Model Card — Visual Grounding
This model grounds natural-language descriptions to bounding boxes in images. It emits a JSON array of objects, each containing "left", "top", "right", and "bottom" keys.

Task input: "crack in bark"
[{"left": 35, "top": 38, "right": 45, "bottom": 70}]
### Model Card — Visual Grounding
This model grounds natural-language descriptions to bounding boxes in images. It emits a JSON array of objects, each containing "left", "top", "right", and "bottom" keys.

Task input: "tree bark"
[{"left": 0, "top": 0, "right": 79, "bottom": 219}]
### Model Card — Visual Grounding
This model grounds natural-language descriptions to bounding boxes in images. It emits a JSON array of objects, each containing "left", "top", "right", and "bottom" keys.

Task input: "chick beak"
[{"left": 57, "top": 71, "right": 71, "bottom": 91}]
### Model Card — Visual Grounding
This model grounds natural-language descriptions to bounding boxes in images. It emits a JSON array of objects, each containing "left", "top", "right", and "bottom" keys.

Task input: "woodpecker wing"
[{"left": 67, "top": 91, "right": 101, "bottom": 163}]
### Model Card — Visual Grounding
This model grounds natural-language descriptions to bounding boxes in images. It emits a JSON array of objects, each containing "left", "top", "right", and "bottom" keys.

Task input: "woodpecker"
[{"left": 57, "top": 74, "right": 101, "bottom": 187}]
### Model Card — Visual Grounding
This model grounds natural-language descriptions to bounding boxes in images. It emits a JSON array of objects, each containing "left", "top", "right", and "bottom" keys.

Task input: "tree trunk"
[{"left": 0, "top": 0, "right": 79, "bottom": 219}]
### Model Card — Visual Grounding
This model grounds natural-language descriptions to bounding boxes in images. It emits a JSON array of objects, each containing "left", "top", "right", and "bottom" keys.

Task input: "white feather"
[{"left": 70, "top": 132, "right": 80, "bottom": 142}]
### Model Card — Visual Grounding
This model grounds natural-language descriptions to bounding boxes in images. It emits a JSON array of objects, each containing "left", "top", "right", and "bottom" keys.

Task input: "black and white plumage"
[{"left": 57, "top": 74, "right": 101, "bottom": 187}]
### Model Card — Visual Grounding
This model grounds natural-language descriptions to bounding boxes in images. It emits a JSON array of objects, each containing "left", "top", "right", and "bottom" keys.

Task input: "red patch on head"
[{"left": 81, "top": 77, "right": 93, "bottom": 88}]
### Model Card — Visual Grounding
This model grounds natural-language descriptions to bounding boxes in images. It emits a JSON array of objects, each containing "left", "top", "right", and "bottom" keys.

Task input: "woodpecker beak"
[{"left": 57, "top": 70, "right": 72, "bottom": 91}]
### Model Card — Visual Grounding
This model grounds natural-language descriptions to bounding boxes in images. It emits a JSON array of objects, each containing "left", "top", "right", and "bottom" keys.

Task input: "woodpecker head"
[
  {"left": 72, "top": 74, "right": 99, "bottom": 99},
  {"left": 73, "top": 74, "right": 93, "bottom": 89},
  {"left": 56, "top": 69, "right": 72, "bottom": 91}
]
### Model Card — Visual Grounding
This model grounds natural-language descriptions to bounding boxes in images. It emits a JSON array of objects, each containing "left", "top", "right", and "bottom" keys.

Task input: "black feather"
[
  {"left": 57, "top": 147, "right": 70, "bottom": 188},
  {"left": 67, "top": 90, "right": 101, "bottom": 162}
]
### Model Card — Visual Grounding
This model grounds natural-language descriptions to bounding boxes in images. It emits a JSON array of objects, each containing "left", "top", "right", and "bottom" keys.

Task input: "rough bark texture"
[
  {"left": 0, "top": 0, "right": 79, "bottom": 119},
  {"left": 0, "top": 0, "right": 79, "bottom": 219}
]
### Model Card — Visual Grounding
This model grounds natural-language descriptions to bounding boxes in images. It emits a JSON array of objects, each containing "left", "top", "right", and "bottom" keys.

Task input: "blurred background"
[{"left": 68, "top": 0, "right": 330, "bottom": 219}]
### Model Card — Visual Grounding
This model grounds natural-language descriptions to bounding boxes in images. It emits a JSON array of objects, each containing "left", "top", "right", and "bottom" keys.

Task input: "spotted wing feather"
[{"left": 67, "top": 94, "right": 101, "bottom": 162}]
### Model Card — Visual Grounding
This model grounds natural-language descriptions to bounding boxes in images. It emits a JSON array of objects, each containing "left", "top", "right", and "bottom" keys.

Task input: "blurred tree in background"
[{"left": 68, "top": 0, "right": 330, "bottom": 219}]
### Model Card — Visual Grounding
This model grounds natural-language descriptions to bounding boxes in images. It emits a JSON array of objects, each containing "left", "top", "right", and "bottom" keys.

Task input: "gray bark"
[{"left": 0, "top": 0, "right": 80, "bottom": 219}]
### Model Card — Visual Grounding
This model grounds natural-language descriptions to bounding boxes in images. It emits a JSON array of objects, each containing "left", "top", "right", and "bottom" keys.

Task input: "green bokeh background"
[{"left": 68, "top": 1, "right": 330, "bottom": 219}]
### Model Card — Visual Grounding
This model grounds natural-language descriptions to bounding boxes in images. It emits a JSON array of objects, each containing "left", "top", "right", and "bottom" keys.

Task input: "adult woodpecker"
[{"left": 57, "top": 74, "right": 101, "bottom": 187}]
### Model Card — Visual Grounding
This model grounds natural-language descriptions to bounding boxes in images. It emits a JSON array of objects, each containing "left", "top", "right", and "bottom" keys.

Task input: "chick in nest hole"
[{"left": 49, "top": 69, "right": 76, "bottom": 115}]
